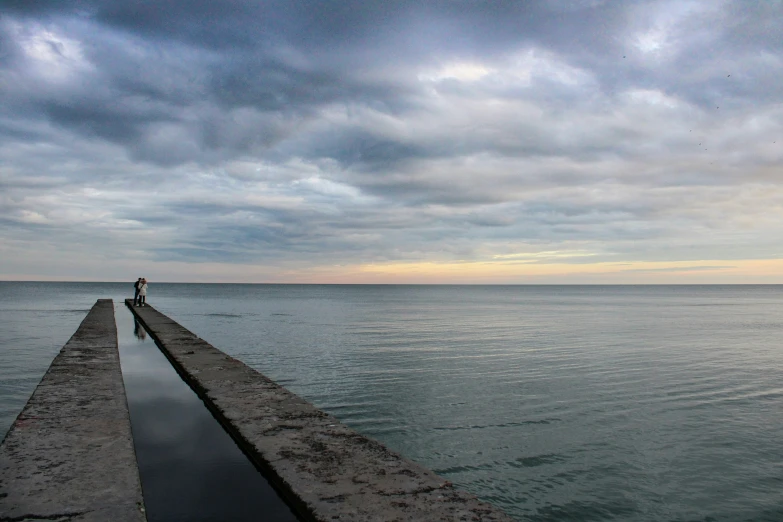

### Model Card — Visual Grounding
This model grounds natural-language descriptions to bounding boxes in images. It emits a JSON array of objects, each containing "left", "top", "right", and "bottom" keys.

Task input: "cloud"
[
  {"left": 621, "top": 265, "right": 736, "bottom": 273},
  {"left": 1, "top": 1, "right": 782, "bottom": 281}
]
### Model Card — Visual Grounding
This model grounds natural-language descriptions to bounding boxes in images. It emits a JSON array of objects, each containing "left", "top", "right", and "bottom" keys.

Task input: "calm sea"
[{"left": 1, "top": 282, "right": 782, "bottom": 521}]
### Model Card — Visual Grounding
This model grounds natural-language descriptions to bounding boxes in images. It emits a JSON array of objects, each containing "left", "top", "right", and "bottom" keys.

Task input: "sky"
[{"left": 1, "top": 0, "right": 782, "bottom": 283}]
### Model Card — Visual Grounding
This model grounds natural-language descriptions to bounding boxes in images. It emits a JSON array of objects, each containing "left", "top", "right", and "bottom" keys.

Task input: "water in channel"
[{"left": 116, "top": 304, "right": 299, "bottom": 522}]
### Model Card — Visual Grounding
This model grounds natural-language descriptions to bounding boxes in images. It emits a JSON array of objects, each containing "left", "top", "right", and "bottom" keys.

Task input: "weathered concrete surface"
[
  {"left": 127, "top": 299, "right": 514, "bottom": 522},
  {"left": 0, "top": 300, "right": 146, "bottom": 522}
]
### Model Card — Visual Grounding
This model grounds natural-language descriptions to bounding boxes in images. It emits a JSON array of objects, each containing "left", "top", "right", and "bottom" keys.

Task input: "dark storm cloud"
[
  {"left": 39, "top": 0, "right": 616, "bottom": 55},
  {"left": 6, "top": 0, "right": 781, "bottom": 163}
]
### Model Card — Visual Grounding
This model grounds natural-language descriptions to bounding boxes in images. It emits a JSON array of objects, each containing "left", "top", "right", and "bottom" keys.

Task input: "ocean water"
[{"left": 1, "top": 282, "right": 782, "bottom": 521}]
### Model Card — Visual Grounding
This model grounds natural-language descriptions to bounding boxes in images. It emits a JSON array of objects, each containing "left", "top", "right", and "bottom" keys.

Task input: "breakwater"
[
  {"left": 126, "top": 299, "right": 513, "bottom": 521},
  {"left": 0, "top": 299, "right": 145, "bottom": 521},
  {"left": 118, "top": 308, "right": 298, "bottom": 521}
]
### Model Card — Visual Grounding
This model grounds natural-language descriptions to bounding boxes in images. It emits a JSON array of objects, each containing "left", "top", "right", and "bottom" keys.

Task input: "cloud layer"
[{"left": 2, "top": 0, "right": 782, "bottom": 282}]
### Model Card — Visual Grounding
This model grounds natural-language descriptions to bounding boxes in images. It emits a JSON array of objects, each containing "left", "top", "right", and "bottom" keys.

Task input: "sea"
[{"left": 1, "top": 282, "right": 782, "bottom": 521}]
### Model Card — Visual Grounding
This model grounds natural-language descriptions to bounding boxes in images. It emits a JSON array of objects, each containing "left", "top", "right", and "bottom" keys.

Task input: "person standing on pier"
[
  {"left": 138, "top": 278, "right": 148, "bottom": 306},
  {"left": 133, "top": 277, "right": 142, "bottom": 306}
]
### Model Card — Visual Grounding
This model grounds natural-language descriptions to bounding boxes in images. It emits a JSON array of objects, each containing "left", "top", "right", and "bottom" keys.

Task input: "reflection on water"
[
  {"left": 133, "top": 317, "right": 147, "bottom": 341},
  {"left": 117, "top": 305, "right": 298, "bottom": 522}
]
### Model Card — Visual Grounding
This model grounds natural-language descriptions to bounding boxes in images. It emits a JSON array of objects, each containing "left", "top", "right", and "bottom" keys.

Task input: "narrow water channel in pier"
[{"left": 116, "top": 305, "right": 299, "bottom": 522}]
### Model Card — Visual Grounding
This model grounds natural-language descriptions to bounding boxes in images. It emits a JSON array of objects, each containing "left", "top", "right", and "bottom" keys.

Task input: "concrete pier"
[
  {"left": 127, "top": 300, "right": 514, "bottom": 522},
  {"left": 0, "top": 300, "right": 146, "bottom": 521}
]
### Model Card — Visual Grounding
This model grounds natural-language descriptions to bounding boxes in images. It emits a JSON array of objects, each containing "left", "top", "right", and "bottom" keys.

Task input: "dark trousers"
[
  {"left": 134, "top": 291, "right": 140, "bottom": 305},
  {"left": 139, "top": 295, "right": 146, "bottom": 305}
]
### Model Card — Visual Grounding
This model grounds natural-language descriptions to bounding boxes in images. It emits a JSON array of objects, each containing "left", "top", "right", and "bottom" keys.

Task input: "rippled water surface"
[{"left": 2, "top": 283, "right": 783, "bottom": 521}]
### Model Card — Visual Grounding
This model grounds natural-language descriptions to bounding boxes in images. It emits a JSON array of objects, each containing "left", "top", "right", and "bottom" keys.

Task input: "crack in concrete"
[
  {"left": 0, "top": 511, "right": 87, "bottom": 521},
  {"left": 376, "top": 482, "right": 454, "bottom": 497}
]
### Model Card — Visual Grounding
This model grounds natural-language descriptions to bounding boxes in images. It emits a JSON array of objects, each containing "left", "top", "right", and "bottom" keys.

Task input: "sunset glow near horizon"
[{"left": 2, "top": 1, "right": 782, "bottom": 284}]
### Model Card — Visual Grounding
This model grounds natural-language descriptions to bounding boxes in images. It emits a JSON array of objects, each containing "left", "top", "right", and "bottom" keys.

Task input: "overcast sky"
[{"left": 2, "top": 0, "right": 782, "bottom": 283}]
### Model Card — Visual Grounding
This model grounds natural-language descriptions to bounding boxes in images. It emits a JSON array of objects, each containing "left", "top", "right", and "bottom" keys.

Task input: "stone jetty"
[
  {"left": 127, "top": 299, "right": 513, "bottom": 522},
  {"left": 0, "top": 299, "right": 146, "bottom": 521}
]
